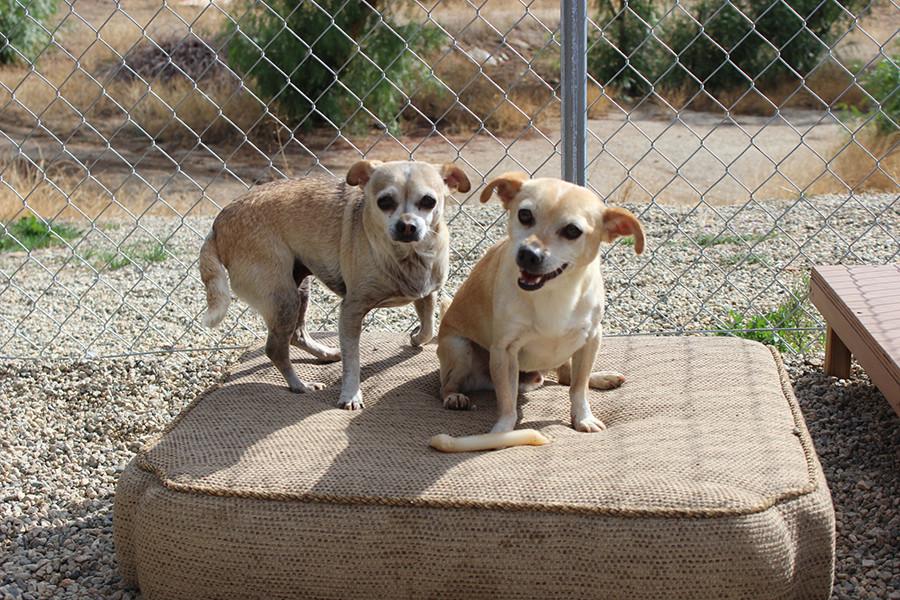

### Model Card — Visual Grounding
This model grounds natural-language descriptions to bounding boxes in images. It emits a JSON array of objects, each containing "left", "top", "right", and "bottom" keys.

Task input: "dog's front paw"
[
  {"left": 572, "top": 414, "right": 607, "bottom": 433},
  {"left": 443, "top": 392, "right": 472, "bottom": 410},
  {"left": 409, "top": 326, "right": 433, "bottom": 347},
  {"left": 337, "top": 389, "right": 365, "bottom": 411},
  {"left": 490, "top": 415, "right": 517, "bottom": 434}
]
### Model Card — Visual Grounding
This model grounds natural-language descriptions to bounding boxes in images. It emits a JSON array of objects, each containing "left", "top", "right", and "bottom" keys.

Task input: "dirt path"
[{"left": 1, "top": 104, "right": 851, "bottom": 219}]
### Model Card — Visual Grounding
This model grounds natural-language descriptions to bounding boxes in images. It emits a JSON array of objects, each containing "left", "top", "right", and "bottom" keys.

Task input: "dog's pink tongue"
[{"left": 519, "top": 271, "right": 541, "bottom": 284}]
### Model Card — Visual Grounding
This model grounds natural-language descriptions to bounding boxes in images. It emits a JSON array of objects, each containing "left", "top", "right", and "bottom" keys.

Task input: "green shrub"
[
  {"left": 588, "top": 0, "right": 665, "bottom": 96},
  {"left": 590, "top": 0, "right": 865, "bottom": 98},
  {"left": 693, "top": 231, "right": 774, "bottom": 247},
  {"left": 83, "top": 242, "right": 168, "bottom": 271},
  {"left": 718, "top": 280, "right": 819, "bottom": 353},
  {"left": 859, "top": 52, "right": 899, "bottom": 134},
  {"left": 663, "top": 0, "right": 865, "bottom": 95},
  {"left": 226, "top": 1, "right": 442, "bottom": 132},
  {"left": 0, "top": 0, "right": 58, "bottom": 64},
  {"left": 0, "top": 215, "right": 79, "bottom": 252}
]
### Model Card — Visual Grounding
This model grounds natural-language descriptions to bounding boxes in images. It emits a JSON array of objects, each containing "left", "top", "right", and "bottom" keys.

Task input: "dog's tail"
[{"left": 199, "top": 231, "right": 231, "bottom": 328}]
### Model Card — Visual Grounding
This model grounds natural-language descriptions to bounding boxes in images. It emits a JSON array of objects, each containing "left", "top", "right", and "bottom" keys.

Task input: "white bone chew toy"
[{"left": 429, "top": 429, "right": 551, "bottom": 453}]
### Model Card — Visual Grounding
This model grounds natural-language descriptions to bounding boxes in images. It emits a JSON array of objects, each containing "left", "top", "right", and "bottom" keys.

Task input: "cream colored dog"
[
  {"left": 200, "top": 160, "right": 470, "bottom": 409},
  {"left": 434, "top": 172, "right": 643, "bottom": 450}
]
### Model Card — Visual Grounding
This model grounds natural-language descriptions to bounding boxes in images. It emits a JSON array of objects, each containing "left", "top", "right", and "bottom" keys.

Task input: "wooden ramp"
[{"left": 810, "top": 264, "right": 900, "bottom": 417}]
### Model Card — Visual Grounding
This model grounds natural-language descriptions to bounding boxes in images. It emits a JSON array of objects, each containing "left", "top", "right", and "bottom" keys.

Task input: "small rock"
[{"left": 466, "top": 47, "right": 501, "bottom": 66}]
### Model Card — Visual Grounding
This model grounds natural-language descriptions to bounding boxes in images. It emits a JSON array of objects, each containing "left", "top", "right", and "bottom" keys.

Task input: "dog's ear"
[
  {"left": 346, "top": 160, "right": 382, "bottom": 187},
  {"left": 601, "top": 207, "right": 644, "bottom": 254},
  {"left": 439, "top": 163, "right": 471, "bottom": 193},
  {"left": 479, "top": 172, "right": 528, "bottom": 207}
]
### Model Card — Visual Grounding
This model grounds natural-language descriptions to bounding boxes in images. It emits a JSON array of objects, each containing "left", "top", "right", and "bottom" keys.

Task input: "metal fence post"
[{"left": 561, "top": 0, "right": 588, "bottom": 186}]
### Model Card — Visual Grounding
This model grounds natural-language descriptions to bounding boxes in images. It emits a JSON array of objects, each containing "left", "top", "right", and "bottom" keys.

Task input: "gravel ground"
[
  {"left": 786, "top": 356, "right": 900, "bottom": 600},
  {"left": 1, "top": 354, "right": 234, "bottom": 600},
  {"left": 0, "top": 193, "right": 897, "bottom": 358},
  {"left": 1, "top": 192, "right": 898, "bottom": 598}
]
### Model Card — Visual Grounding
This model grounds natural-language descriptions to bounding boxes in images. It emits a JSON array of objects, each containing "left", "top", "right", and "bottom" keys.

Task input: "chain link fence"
[{"left": 0, "top": 0, "right": 896, "bottom": 359}]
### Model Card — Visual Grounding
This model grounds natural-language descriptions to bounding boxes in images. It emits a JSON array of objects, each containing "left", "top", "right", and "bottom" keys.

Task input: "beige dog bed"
[{"left": 115, "top": 334, "right": 834, "bottom": 600}]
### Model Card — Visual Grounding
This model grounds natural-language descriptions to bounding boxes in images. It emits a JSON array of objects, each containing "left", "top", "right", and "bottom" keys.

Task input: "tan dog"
[
  {"left": 200, "top": 160, "right": 470, "bottom": 409},
  {"left": 434, "top": 172, "right": 643, "bottom": 450}
]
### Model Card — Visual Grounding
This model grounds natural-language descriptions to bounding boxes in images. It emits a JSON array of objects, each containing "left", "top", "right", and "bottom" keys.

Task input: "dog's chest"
[
  {"left": 517, "top": 319, "right": 594, "bottom": 371},
  {"left": 513, "top": 289, "right": 601, "bottom": 371},
  {"left": 374, "top": 254, "right": 444, "bottom": 306}
]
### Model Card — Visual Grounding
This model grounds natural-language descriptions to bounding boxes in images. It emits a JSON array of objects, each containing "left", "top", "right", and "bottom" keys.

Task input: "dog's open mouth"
[{"left": 517, "top": 263, "right": 568, "bottom": 291}]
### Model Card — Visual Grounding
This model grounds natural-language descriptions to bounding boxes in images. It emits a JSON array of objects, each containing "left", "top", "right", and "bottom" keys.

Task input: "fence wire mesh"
[{"left": 0, "top": 0, "right": 896, "bottom": 359}]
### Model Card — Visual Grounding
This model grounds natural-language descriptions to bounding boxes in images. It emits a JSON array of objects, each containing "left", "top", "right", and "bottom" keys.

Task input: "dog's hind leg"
[
  {"left": 438, "top": 335, "right": 491, "bottom": 410},
  {"left": 518, "top": 371, "right": 544, "bottom": 392},
  {"left": 556, "top": 359, "right": 624, "bottom": 390},
  {"left": 291, "top": 275, "right": 341, "bottom": 362},
  {"left": 264, "top": 284, "right": 327, "bottom": 394},
  {"left": 588, "top": 371, "right": 625, "bottom": 389}
]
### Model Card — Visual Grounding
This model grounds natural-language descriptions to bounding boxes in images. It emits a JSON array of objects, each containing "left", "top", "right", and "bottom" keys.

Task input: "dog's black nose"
[
  {"left": 393, "top": 219, "right": 420, "bottom": 242},
  {"left": 395, "top": 221, "right": 417, "bottom": 237},
  {"left": 516, "top": 245, "right": 544, "bottom": 271}
]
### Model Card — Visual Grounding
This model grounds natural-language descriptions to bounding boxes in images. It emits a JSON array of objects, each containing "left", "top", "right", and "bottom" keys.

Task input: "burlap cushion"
[{"left": 114, "top": 335, "right": 834, "bottom": 599}]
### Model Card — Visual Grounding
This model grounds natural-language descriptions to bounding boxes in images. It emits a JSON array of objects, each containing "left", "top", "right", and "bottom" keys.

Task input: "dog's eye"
[
  {"left": 517, "top": 209, "right": 534, "bottom": 226},
  {"left": 561, "top": 224, "right": 582, "bottom": 240},
  {"left": 377, "top": 195, "right": 397, "bottom": 211},
  {"left": 419, "top": 195, "right": 436, "bottom": 210}
]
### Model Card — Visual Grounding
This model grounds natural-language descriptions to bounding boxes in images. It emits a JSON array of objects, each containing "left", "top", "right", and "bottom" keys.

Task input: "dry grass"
[
  {"left": 1, "top": 151, "right": 112, "bottom": 221},
  {"left": 0, "top": 150, "right": 225, "bottom": 222},
  {"left": 587, "top": 82, "right": 611, "bottom": 119},
  {"left": 47, "top": 0, "right": 225, "bottom": 58},
  {"left": 817, "top": 128, "right": 899, "bottom": 193},
  {"left": 113, "top": 78, "right": 278, "bottom": 147},
  {"left": 421, "top": 0, "right": 560, "bottom": 47},
  {"left": 607, "top": 178, "right": 649, "bottom": 205},
  {"left": 406, "top": 49, "right": 559, "bottom": 136},
  {"left": 747, "top": 126, "right": 899, "bottom": 199},
  {"left": 394, "top": 0, "right": 564, "bottom": 136},
  {"left": 653, "top": 61, "right": 867, "bottom": 116},
  {"left": 0, "top": 43, "right": 281, "bottom": 153},
  {"left": 0, "top": 2, "right": 261, "bottom": 144}
]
